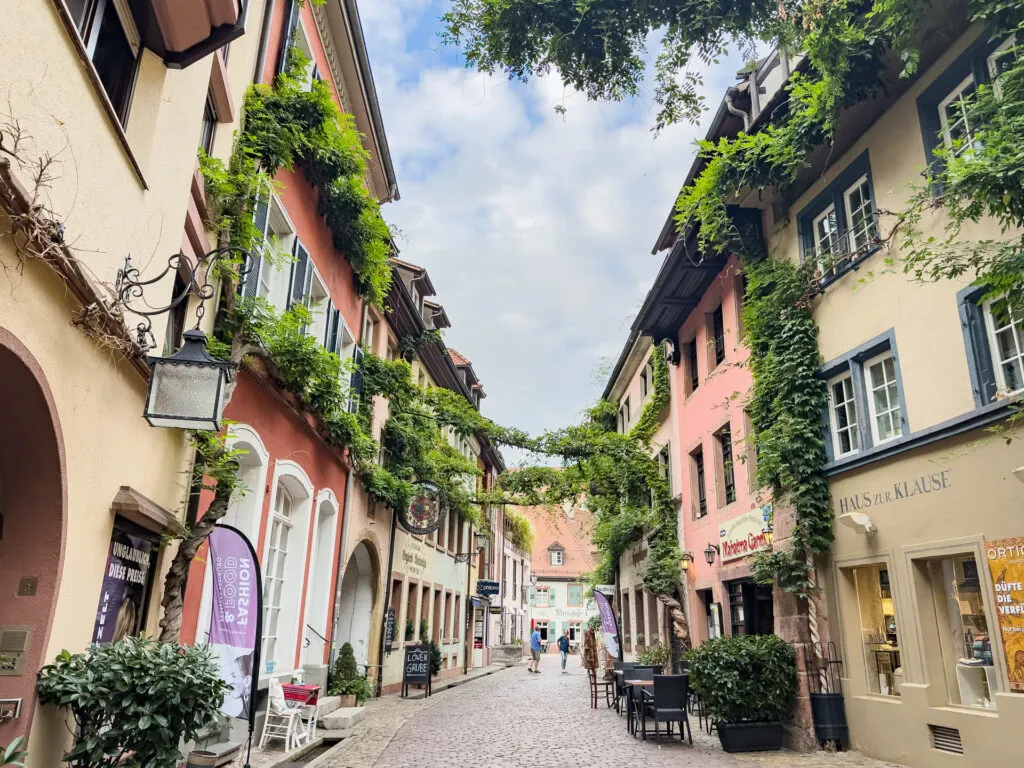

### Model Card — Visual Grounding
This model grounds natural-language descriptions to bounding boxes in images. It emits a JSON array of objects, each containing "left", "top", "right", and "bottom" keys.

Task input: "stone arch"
[
  {"left": 0, "top": 328, "right": 67, "bottom": 742},
  {"left": 334, "top": 537, "right": 381, "bottom": 671}
]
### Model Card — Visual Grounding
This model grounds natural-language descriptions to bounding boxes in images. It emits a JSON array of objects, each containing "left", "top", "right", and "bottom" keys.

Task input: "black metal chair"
[
  {"left": 638, "top": 674, "right": 693, "bottom": 744},
  {"left": 612, "top": 662, "right": 636, "bottom": 714},
  {"left": 622, "top": 668, "right": 654, "bottom": 736},
  {"left": 587, "top": 667, "right": 615, "bottom": 709}
]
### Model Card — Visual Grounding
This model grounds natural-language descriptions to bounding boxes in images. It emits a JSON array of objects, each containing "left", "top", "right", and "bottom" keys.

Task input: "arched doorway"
[
  {"left": 335, "top": 541, "right": 378, "bottom": 670},
  {"left": 0, "top": 329, "right": 66, "bottom": 742}
]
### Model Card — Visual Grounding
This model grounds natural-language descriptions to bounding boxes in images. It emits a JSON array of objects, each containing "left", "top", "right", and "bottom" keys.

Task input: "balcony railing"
[{"left": 813, "top": 215, "right": 882, "bottom": 283}]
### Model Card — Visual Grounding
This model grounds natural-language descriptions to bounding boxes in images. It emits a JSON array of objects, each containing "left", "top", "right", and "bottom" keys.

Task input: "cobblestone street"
[{"left": 322, "top": 659, "right": 904, "bottom": 768}]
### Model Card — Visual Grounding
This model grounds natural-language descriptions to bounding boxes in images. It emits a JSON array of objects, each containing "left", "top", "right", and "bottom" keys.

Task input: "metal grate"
[{"left": 929, "top": 725, "right": 963, "bottom": 754}]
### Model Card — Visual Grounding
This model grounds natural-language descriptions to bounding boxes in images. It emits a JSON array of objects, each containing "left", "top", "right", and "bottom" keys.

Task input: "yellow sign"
[{"left": 984, "top": 538, "right": 1024, "bottom": 693}]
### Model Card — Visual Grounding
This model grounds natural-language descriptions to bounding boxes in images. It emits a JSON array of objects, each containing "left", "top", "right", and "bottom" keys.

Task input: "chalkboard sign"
[
  {"left": 384, "top": 607, "right": 396, "bottom": 654},
  {"left": 402, "top": 643, "right": 432, "bottom": 698}
]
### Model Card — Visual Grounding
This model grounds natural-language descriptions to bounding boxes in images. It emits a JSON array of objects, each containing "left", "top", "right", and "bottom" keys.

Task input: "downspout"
[
  {"left": 464, "top": 532, "right": 472, "bottom": 674},
  {"left": 374, "top": 505, "right": 398, "bottom": 696},
  {"left": 724, "top": 86, "right": 751, "bottom": 132},
  {"left": 252, "top": 0, "right": 277, "bottom": 85}
]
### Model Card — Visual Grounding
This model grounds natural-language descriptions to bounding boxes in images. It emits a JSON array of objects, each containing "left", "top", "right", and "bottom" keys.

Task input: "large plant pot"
[
  {"left": 717, "top": 722, "right": 784, "bottom": 753},
  {"left": 810, "top": 692, "right": 848, "bottom": 748},
  {"left": 338, "top": 694, "right": 357, "bottom": 708}
]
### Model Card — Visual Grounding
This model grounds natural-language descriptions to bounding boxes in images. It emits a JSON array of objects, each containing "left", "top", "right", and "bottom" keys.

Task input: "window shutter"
[
  {"left": 959, "top": 294, "right": 998, "bottom": 405},
  {"left": 529, "top": 588, "right": 535, "bottom": 606},
  {"left": 327, "top": 305, "right": 341, "bottom": 353},
  {"left": 348, "top": 346, "right": 364, "bottom": 412},
  {"left": 288, "top": 240, "right": 310, "bottom": 308},
  {"left": 276, "top": 0, "right": 300, "bottom": 78},
  {"left": 549, "top": 588, "right": 556, "bottom": 606},
  {"left": 241, "top": 193, "right": 270, "bottom": 297}
]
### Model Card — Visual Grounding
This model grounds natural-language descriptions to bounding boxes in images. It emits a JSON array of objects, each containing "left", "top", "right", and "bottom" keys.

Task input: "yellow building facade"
[{"left": 760, "top": 23, "right": 1024, "bottom": 766}]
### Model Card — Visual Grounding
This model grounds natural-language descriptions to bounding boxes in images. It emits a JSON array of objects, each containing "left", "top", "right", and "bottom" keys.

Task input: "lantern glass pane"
[{"left": 146, "top": 361, "right": 222, "bottom": 430}]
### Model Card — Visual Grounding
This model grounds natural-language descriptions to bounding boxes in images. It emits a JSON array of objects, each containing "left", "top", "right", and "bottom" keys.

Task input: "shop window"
[
  {"left": 728, "top": 581, "right": 745, "bottom": 635},
  {"left": 67, "top": 0, "right": 140, "bottom": 123},
  {"left": 715, "top": 423, "right": 736, "bottom": 506},
  {"left": 690, "top": 445, "right": 707, "bottom": 518},
  {"left": 535, "top": 586, "right": 550, "bottom": 608},
  {"left": 921, "top": 554, "right": 1000, "bottom": 709},
  {"left": 852, "top": 564, "right": 902, "bottom": 696}
]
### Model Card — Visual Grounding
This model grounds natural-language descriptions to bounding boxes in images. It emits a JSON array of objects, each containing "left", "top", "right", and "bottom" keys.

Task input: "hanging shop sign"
[
  {"left": 384, "top": 607, "right": 396, "bottom": 654},
  {"left": 92, "top": 517, "right": 160, "bottom": 644},
  {"left": 719, "top": 507, "right": 773, "bottom": 563},
  {"left": 476, "top": 579, "right": 500, "bottom": 598},
  {"left": 402, "top": 643, "right": 431, "bottom": 698},
  {"left": 398, "top": 481, "right": 447, "bottom": 535},
  {"left": 985, "top": 537, "right": 1024, "bottom": 693}
]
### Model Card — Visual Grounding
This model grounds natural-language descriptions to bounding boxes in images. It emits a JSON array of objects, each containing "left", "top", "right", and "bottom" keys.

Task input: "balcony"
[{"left": 812, "top": 214, "right": 882, "bottom": 287}]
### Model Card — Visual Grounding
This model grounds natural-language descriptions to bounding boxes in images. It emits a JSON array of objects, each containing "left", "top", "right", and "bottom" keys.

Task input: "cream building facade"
[{"left": 747, "top": 21, "right": 1024, "bottom": 767}]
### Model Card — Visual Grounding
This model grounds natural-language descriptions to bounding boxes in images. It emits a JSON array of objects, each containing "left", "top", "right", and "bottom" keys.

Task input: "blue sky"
[{"left": 359, "top": 1, "right": 743, "bottom": 453}]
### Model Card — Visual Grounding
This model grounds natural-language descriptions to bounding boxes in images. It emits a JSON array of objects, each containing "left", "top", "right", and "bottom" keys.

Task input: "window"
[
  {"left": 537, "top": 620, "right": 549, "bottom": 642},
  {"left": 919, "top": 553, "right": 1000, "bottom": 709},
  {"left": 639, "top": 368, "right": 649, "bottom": 398},
  {"left": 691, "top": 445, "right": 707, "bottom": 518},
  {"left": 362, "top": 315, "right": 376, "bottom": 351},
  {"left": 244, "top": 189, "right": 296, "bottom": 307},
  {"left": 569, "top": 620, "right": 583, "bottom": 642},
  {"left": 568, "top": 584, "right": 583, "bottom": 606},
  {"left": 711, "top": 305, "right": 726, "bottom": 366},
  {"left": 798, "top": 151, "right": 878, "bottom": 282},
  {"left": 291, "top": 18, "right": 318, "bottom": 90},
  {"left": 821, "top": 331, "right": 906, "bottom": 462},
  {"left": 657, "top": 444, "right": 671, "bottom": 495},
  {"left": 864, "top": 353, "right": 904, "bottom": 445},
  {"left": 938, "top": 76, "right": 978, "bottom": 158},
  {"left": 988, "top": 34, "right": 1019, "bottom": 80},
  {"left": 983, "top": 298, "right": 1024, "bottom": 394},
  {"left": 550, "top": 549, "right": 564, "bottom": 566},
  {"left": 715, "top": 424, "right": 736, "bottom": 505},
  {"left": 843, "top": 176, "right": 877, "bottom": 253},
  {"left": 618, "top": 397, "right": 631, "bottom": 433},
  {"left": 727, "top": 581, "right": 745, "bottom": 635},
  {"left": 851, "top": 564, "right": 901, "bottom": 696},
  {"left": 199, "top": 95, "right": 217, "bottom": 154},
  {"left": 686, "top": 338, "right": 700, "bottom": 394},
  {"left": 828, "top": 373, "right": 860, "bottom": 457},
  {"left": 67, "top": 0, "right": 140, "bottom": 122},
  {"left": 263, "top": 485, "right": 294, "bottom": 670},
  {"left": 535, "top": 587, "right": 550, "bottom": 608},
  {"left": 305, "top": 268, "right": 330, "bottom": 344}
]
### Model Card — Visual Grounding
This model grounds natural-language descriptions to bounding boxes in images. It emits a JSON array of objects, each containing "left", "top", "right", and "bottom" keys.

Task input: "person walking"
[
  {"left": 557, "top": 630, "right": 570, "bottom": 673},
  {"left": 528, "top": 625, "right": 543, "bottom": 673}
]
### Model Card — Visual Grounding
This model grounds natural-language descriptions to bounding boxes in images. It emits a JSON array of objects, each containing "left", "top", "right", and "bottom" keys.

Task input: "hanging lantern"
[{"left": 144, "top": 330, "right": 235, "bottom": 430}]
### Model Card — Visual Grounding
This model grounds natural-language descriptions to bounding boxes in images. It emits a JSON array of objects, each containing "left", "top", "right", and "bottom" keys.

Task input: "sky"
[{"left": 358, "top": 1, "right": 743, "bottom": 451}]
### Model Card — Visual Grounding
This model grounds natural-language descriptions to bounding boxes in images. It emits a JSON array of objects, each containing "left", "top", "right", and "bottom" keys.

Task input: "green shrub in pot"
[
  {"left": 687, "top": 634, "right": 796, "bottom": 725},
  {"left": 636, "top": 642, "right": 670, "bottom": 668}
]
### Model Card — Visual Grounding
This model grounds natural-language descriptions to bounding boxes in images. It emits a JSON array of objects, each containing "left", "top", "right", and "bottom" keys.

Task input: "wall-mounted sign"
[
  {"left": 476, "top": 579, "right": 500, "bottom": 598},
  {"left": 834, "top": 469, "right": 951, "bottom": 515},
  {"left": 92, "top": 517, "right": 159, "bottom": 644},
  {"left": 401, "top": 643, "right": 431, "bottom": 697},
  {"left": 400, "top": 537, "right": 429, "bottom": 579},
  {"left": 384, "top": 608, "right": 396, "bottom": 654},
  {"left": 398, "top": 481, "right": 447, "bottom": 535},
  {"left": 719, "top": 508, "right": 773, "bottom": 563},
  {"left": 985, "top": 538, "right": 1024, "bottom": 693}
]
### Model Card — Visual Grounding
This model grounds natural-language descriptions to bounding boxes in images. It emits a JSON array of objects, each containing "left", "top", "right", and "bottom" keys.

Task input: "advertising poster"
[
  {"left": 208, "top": 526, "right": 262, "bottom": 720},
  {"left": 985, "top": 538, "right": 1024, "bottom": 693},
  {"left": 92, "top": 518, "right": 159, "bottom": 644},
  {"left": 593, "top": 589, "right": 620, "bottom": 660}
]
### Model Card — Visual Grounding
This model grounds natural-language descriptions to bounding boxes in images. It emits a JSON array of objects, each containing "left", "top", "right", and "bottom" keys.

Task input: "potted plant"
[
  {"left": 419, "top": 619, "right": 429, "bottom": 642},
  {"left": 428, "top": 641, "right": 442, "bottom": 678},
  {"left": 405, "top": 620, "right": 414, "bottom": 641},
  {"left": 328, "top": 642, "right": 373, "bottom": 707},
  {"left": 688, "top": 634, "right": 797, "bottom": 753},
  {"left": 636, "top": 641, "right": 670, "bottom": 668}
]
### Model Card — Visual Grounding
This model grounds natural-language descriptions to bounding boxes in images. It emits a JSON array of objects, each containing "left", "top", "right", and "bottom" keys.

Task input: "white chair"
[{"left": 258, "top": 678, "right": 308, "bottom": 751}]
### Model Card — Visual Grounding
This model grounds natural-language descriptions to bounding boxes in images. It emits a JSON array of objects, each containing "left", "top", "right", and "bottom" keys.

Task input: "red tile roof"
[
  {"left": 517, "top": 501, "right": 596, "bottom": 579},
  {"left": 448, "top": 348, "right": 471, "bottom": 367}
]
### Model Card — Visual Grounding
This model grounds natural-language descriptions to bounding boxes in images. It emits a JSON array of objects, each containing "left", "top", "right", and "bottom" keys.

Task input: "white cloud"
[{"left": 361, "top": 2, "right": 742, "bottom": 454}]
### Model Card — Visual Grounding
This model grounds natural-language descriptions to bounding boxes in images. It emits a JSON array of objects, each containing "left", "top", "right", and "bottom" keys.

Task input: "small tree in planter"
[
  {"left": 328, "top": 643, "right": 373, "bottom": 707},
  {"left": 428, "top": 642, "right": 442, "bottom": 678},
  {"left": 687, "top": 634, "right": 797, "bottom": 753},
  {"left": 36, "top": 637, "right": 226, "bottom": 768}
]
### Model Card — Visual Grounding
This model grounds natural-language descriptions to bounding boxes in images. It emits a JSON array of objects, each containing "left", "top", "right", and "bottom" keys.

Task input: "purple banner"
[
  {"left": 93, "top": 518, "right": 159, "bottom": 644},
  {"left": 208, "top": 526, "right": 261, "bottom": 720},
  {"left": 593, "top": 589, "right": 620, "bottom": 660}
]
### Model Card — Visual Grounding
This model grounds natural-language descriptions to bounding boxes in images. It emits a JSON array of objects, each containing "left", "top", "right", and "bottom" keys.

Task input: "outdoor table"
[{"left": 281, "top": 683, "right": 321, "bottom": 743}]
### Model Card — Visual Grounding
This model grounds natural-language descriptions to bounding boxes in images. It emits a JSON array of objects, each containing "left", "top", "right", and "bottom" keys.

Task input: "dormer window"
[{"left": 550, "top": 550, "right": 564, "bottom": 566}]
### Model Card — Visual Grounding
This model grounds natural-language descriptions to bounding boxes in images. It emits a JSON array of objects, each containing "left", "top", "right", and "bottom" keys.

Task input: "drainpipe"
[
  {"left": 252, "top": 0, "right": 277, "bottom": 85},
  {"left": 725, "top": 86, "right": 751, "bottom": 131},
  {"left": 464, "top": 532, "right": 472, "bottom": 674},
  {"left": 373, "top": 506, "right": 398, "bottom": 696}
]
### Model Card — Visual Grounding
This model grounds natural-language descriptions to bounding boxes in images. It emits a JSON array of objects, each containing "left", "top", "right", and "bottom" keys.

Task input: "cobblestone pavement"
[{"left": 321, "top": 656, "right": 905, "bottom": 768}]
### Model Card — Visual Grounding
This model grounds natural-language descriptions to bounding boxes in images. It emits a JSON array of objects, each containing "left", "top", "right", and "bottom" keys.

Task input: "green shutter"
[
  {"left": 549, "top": 588, "right": 556, "bottom": 606},
  {"left": 529, "top": 588, "right": 535, "bottom": 606}
]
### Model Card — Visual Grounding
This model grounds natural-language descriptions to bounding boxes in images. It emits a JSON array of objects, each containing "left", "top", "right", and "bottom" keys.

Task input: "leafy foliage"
[
  {"left": 0, "top": 738, "right": 26, "bottom": 768},
  {"left": 36, "top": 637, "right": 226, "bottom": 768},
  {"left": 636, "top": 642, "right": 671, "bottom": 668},
  {"left": 429, "top": 641, "right": 443, "bottom": 677},
  {"left": 328, "top": 642, "right": 374, "bottom": 702},
  {"left": 505, "top": 507, "right": 535, "bottom": 551},
  {"left": 687, "top": 634, "right": 797, "bottom": 724},
  {"left": 201, "top": 48, "right": 392, "bottom": 306}
]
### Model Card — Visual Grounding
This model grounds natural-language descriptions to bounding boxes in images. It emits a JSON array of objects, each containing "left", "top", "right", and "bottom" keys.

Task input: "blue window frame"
[
  {"left": 797, "top": 151, "right": 879, "bottom": 287},
  {"left": 821, "top": 330, "right": 909, "bottom": 463},
  {"left": 957, "top": 286, "right": 1024, "bottom": 407},
  {"left": 916, "top": 31, "right": 1016, "bottom": 172}
]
